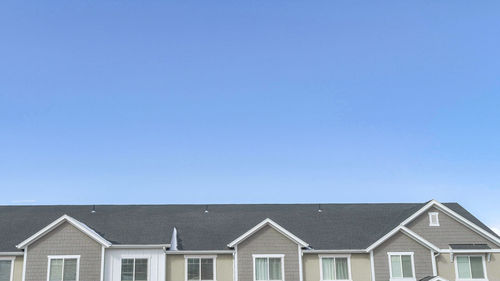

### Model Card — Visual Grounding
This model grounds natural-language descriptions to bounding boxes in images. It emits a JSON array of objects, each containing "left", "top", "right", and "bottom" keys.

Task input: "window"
[
  {"left": 121, "top": 258, "right": 148, "bottom": 281},
  {"left": 428, "top": 212, "right": 439, "bottom": 226},
  {"left": 253, "top": 255, "right": 284, "bottom": 281},
  {"left": 320, "top": 256, "right": 350, "bottom": 280},
  {"left": 47, "top": 256, "right": 79, "bottom": 281},
  {"left": 186, "top": 257, "right": 215, "bottom": 281},
  {"left": 0, "top": 258, "right": 14, "bottom": 281},
  {"left": 455, "top": 255, "right": 486, "bottom": 280},
  {"left": 388, "top": 253, "right": 414, "bottom": 280}
]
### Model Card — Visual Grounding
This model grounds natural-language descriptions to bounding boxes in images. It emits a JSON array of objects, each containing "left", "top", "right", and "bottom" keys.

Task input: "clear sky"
[{"left": 1, "top": 1, "right": 500, "bottom": 230}]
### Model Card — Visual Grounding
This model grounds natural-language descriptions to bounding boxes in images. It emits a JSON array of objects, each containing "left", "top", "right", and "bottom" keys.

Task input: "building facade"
[{"left": 0, "top": 200, "right": 499, "bottom": 281}]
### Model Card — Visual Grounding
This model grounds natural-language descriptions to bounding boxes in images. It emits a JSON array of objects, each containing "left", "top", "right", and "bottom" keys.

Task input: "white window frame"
[
  {"left": 120, "top": 256, "right": 151, "bottom": 281},
  {"left": 318, "top": 254, "right": 352, "bottom": 281},
  {"left": 428, "top": 212, "right": 440, "bottom": 226},
  {"left": 46, "top": 255, "right": 81, "bottom": 281},
  {"left": 0, "top": 257, "right": 15, "bottom": 281},
  {"left": 454, "top": 254, "right": 488, "bottom": 281},
  {"left": 252, "top": 254, "right": 285, "bottom": 281},
  {"left": 184, "top": 255, "right": 217, "bottom": 281},
  {"left": 387, "top": 252, "right": 416, "bottom": 281}
]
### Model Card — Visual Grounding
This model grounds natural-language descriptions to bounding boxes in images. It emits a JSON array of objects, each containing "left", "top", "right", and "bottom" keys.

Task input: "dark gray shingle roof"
[
  {"left": 0, "top": 203, "right": 496, "bottom": 252},
  {"left": 449, "top": 243, "right": 491, "bottom": 250}
]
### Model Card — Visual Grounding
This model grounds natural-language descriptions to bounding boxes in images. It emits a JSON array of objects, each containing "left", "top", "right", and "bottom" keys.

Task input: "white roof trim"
[
  {"left": 227, "top": 218, "right": 309, "bottom": 248},
  {"left": 366, "top": 199, "right": 500, "bottom": 251},
  {"left": 366, "top": 225, "right": 440, "bottom": 252},
  {"left": 400, "top": 226, "right": 440, "bottom": 252},
  {"left": 16, "top": 214, "right": 112, "bottom": 249}
]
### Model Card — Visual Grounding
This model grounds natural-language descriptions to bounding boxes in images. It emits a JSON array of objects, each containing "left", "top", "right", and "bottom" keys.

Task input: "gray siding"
[
  {"left": 237, "top": 225, "right": 300, "bottom": 281},
  {"left": 373, "top": 231, "right": 433, "bottom": 281},
  {"left": 25, "top": 222, "right": 102, "bottom": 281},
  {"left": 407, "top": 207, "right": 495, "bottom": 248}
]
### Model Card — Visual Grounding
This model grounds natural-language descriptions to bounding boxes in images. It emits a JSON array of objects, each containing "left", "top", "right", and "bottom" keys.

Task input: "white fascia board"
[
  {"left": 164, "top": 250, "right": 235, "bottom": 255},
  {"left": 16, "top": 214, "right": 112, "bottom": 249},
  {"left": 109, "top": 244, "right": 171, "bottom": 249},
  {"left": 366, "top": 225, "right": 404, "bottom": 252},
  {"left": 302, "top": 249, "right": 367, "bottom": 254},
  {"left": 400, "top": 226, "right": 440, "bottom": 252},
  {"left": 0, "top": 252, "right": 24, "bottom": 256},
  {"left": 227, "top": 218, "right": 309, "bottom": 248}
]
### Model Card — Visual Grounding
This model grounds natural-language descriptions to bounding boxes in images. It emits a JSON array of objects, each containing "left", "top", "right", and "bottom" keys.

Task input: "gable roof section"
[
  {"left": 366, "top": 225, "right": 440, "bottom": 252},
  {"left": 366, "top": 200, "right": 500, "bottom": 251},
  {"left": 16, "top": 214, "right": 112, "bottom": 249},
  {"left": 0, "top": 202, "right": 496, "bottom": 252},
  {"left": 227, "top": 218, "right": 309, "bottom": 248}
]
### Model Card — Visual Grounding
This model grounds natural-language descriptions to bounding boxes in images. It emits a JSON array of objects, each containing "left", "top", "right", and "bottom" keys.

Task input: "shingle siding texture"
[
  {"left": 373, "top": 231, "right": 433, "bottom": 281},
  {"left": 237, "top": 226, "right": 299, "bottom": 281},
  {"left": 406, "top": 207, "right": 495, "bottom": 248},
  {"left": 25, "top": 222, "right": 102, "bottom": 281}
]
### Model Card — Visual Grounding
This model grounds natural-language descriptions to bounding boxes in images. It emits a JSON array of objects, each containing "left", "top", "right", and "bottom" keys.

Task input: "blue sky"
[{"left": 1, "top": 1, "right": 500, "bottom": 230}]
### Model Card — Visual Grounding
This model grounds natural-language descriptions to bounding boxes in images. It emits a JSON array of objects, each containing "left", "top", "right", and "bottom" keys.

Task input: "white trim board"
[
  {"left": 228, "top": 218, "right": 309, "bottom": 248},
  {"left": 16, "top": 214, "right": 111, "bottom": 249}
]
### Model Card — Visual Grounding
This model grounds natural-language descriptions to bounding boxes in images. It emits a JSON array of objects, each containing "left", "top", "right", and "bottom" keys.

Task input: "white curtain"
[
  {"left": 50, "top": 259, "right": 63, "bottom": 281},
  {"left": 268, "top": 258, "right": 281, "bottom": 280},
  {"left": 0, "top": 261, "right": 12, "bottom": 281},
  {"left": 390, "top": 256, "right": 402, "bottom": 278},
  {"left": 457, "top": 256, "right": 471, "bottom": 279},
  {"left": 335, "top": 258, "right": 348, "bottom": 280},
  {"left": 255, "top": 258, "right": 268, "bottom": 281},
  {"left": 322, "top": 258, "right": 334, "bottom": 280}
]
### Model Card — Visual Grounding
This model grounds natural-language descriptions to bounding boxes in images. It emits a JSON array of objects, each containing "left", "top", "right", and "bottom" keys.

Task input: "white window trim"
[
  {"left": 318, "top": 254, "right": 352, "bottom": 281},
  {"left": 453, "top": 254, "right": 489, "bottom": 281},
  {"left": 0, "top": 257, "right": 15, "bottom": 281},
  {"left": 252, "top": 254, "right": 285, "bottom": 281},
  {"left": 387, "top": 252, "right": 416, "bottom": 281},
  {"left": 184, "top": 255, "right": 217, "bottom": 281},
  {"left": 428, "top": 212, "right": 440, "bottom": 226},
  {"left": 46, "top": 255, "right": 81, "bottom": 281},
  {"left": 120, "top": 256, "right": 151, "bottom": 281}
]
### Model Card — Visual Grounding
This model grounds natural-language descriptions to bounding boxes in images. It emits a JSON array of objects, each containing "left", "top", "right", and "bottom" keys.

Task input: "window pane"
[
  {"left": 121, "top": 259, "right": 134, "bottom": 281},
  {"left": 187, "top": 259, "right": 200, "bottom": 281},
  {"left": 401, "top": 255, "right": 413, "bottom": 278},
  {"left": 470, "top": 257, "right": 485, "bottom": 279},
  {"left": 63, "top": 259, "right": 77, "bottom": 281},
  {"left": 135, "top": 259, "right": 148, "bottom": 281},
  {"left": 0, "top": 261, "right": 12, "bottom": 281},
  {"left": 390, "top": 256, "right": 402, "bottom": 278},
  {"left": 50, "top": 259, "right": 63, "bottom": 281},
  {"left": 335, "top": 258, "right": 349, "bottom": 280},
  {"left": 457, "top": 256, "right": 472, "bottom": 279},
  {"left": 269, "top": 258, "right": 282, "bottom": 280},
  {"left": 255, "top": 258, "right": 268, "bottom": 281},
  {"left": 322, "top": 258, "right": 334, "bottom": 280},
  {"left": 200, "top": 259, "right": 213, "bottom": 281}
]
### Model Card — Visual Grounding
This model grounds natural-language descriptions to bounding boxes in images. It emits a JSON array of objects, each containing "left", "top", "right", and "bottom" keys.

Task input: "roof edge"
[{"left": 16, "top": 214, "right": 112, "bottom": 249}]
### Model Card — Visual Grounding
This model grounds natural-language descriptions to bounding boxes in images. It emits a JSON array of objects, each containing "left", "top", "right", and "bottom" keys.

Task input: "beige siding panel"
[
  {"left": 351, "top": 254, "right": 371, "bottom": 281},
  {"left": 303, "top": 254, "right": 371, "bottom": 281},
  {"left": 12, "top": 256, "right": 24, "bottom": 281},
  {"left": 373, "top": 231, "right": 433, "bottom": 281},
  {"left": 25, "top": 222, "right": 102, "bottom": 281},
  {"left": 165, "top": 254, "right": 233, "bottom": 281},
  {"left": 166, "top": 255, "right": 184, "bottom": 281},
  {"left": 302, "top": 255, "right": 319, "bottom": 281},
  {"left": 237, "top": 225, "right": 300, "bottom": 281},
  {"left": 216, "top": 255, "right": 233, "bottom": 281},
  {"left": 407, "top": 207, "right": 494, "bottom": 248},
  {"left": 437, "top": 253, "right": 500, "bottom": 281}
]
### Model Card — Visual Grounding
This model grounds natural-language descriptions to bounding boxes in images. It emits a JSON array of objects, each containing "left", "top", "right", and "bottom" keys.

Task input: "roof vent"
[
  {"left": 91, "top": 205, "right": 96, "bottom": 214},
  {"left": 318, "top": 204, "right": 323, "bottom": 213},
  {"left": 204, "top": 205, "right": 209, "bottom": 213}
]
